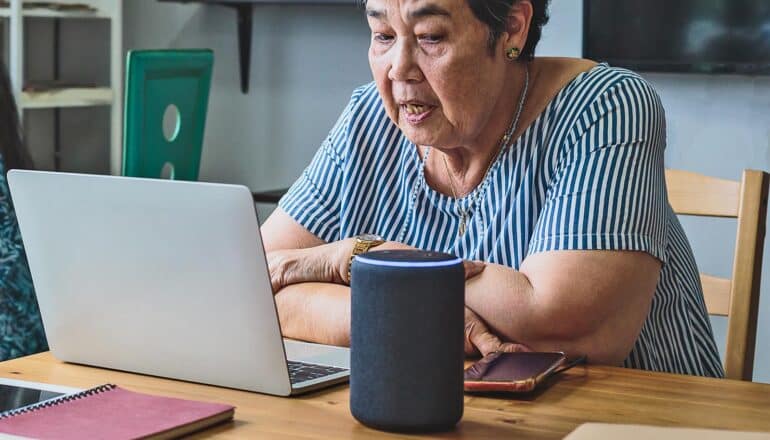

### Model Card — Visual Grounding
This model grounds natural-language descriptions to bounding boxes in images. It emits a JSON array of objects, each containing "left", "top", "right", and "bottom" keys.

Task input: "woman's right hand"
[
  {"left": 269, "top": 238, "right": 487, "bottom": 293},
  {"left": 267, "top": 246, "right": 339, "bottom": 293},
  {"left": 269, "top": 237, "right": 368, "bottom": 293}
]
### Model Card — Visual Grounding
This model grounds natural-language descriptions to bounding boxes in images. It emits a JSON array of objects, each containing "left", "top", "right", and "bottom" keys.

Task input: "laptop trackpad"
[{"left": 283, "top": 339, "right": 350, "bottom": 369}]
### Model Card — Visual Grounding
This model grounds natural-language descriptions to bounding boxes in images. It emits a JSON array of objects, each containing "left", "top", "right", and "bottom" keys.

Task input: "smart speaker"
[{"left": 349, "top": 250, "right": 465, "bottom": 433}]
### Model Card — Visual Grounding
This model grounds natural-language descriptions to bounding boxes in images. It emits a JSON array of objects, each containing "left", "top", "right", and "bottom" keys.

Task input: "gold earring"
[{"left": 506, "top": 47, "right": 521, "bottom": 60}]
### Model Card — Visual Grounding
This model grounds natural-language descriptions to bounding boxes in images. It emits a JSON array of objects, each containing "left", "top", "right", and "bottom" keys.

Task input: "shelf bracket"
[
  {"left": 223, "top": 3, "right": 254, "bottom": 94},
  {"left": 157, "top": 0, "right": 255, "bottom": 93},
  {"left": 157, "top": 0, "right": 356, "bottom": 93}
]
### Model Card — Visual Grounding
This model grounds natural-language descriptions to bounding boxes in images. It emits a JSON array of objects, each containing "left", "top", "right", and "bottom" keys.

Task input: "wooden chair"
[
  {"left": 666, "top": 169, "right": 770, "bottom": 381},
  {"left": 123, "top": 50, "right": 213, "bottom": 182}
]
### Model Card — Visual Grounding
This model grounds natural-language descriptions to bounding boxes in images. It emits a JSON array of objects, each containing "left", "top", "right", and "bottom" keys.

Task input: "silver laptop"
[{"left": 7, "top": 170, "right": 349, "bottom": 396}]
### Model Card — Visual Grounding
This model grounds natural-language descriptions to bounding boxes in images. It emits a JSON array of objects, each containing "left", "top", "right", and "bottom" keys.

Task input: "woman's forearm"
[
  {"left": 274, "top": 282, "right": 351, "bottom": 346},
  {"left": 464, "top": 264, "right": 540, "bottom": 345},
  {"left": 272, "top": 255, "right": 616, "bottom": 359},
  {"left": 464, "top": 251, "right": 660, "bottom": 365},
  {"left": 464, "top": 263, "right": 617, "bottom": 359}
]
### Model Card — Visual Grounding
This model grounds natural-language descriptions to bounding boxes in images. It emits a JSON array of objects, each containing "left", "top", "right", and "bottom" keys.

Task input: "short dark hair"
[
  {"left": 467, "top": 0, "right": 550, "bottom": 60},
  {"left": 360, "top": 0, "right": 550, "bottom": 60},
  {"left": 0, "top": 59, "right": 33, "bottom": 174}
]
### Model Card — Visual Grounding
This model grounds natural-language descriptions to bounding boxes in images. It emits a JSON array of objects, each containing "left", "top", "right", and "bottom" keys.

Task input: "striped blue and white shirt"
[{"left": 280, "top": 64, "right": 724, "bottom": 377}]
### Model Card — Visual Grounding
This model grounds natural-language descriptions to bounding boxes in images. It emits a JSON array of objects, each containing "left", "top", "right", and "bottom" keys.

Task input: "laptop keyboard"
[{"left": 287, "top": 360, "right": 347, "bottom": 384}]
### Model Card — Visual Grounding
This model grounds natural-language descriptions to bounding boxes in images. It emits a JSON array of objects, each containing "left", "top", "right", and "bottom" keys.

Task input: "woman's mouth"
[{"left": 401, "top": 103, "right": 435, "bottom": 125}]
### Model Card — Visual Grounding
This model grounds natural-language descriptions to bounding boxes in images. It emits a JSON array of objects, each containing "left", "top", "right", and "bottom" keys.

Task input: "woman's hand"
[
  {"left": 463, "top": 260, "right": 485, "bottom": 279},
  {"left": 269, "top": 237, "right": 488, "bottom": 293},
  {"left": 267, "top": 240, "right": 352, "bottom": 293},
  {"left": 464, "top": 307, "right": 530, "bottom": 357}
]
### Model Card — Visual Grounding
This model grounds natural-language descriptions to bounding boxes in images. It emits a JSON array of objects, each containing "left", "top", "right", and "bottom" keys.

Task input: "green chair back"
[{"left": 122, "top": 49, "right": 213, "bottom": 181}]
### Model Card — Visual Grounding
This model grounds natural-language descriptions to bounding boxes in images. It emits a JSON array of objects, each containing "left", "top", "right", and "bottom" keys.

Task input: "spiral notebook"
[{"left": 0, "top": 383, "right": 234, "bottom": 439}]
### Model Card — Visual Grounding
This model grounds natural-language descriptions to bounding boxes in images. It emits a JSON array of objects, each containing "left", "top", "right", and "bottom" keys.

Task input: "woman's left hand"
[{"left": 464, "top": 307, "right": 531, "bottom": 357}]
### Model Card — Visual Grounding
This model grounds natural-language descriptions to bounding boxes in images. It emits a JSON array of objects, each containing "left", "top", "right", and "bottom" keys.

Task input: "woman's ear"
[{"left": 502, "top": 0, "right": 534, "bottom": 57}]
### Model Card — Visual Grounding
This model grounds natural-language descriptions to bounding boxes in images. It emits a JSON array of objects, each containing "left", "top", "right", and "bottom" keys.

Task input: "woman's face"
[{"left": 366, "top": 0, "right": 512, "bottom": 149}]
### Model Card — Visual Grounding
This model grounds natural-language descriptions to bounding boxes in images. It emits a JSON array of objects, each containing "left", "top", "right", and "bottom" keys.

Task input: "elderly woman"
[{"left": 262, "top": 0, "right": 723, "bottom": 377}]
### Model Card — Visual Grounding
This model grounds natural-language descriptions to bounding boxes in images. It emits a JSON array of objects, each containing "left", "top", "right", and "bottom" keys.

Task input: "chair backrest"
[
  {"left": 666, "top": 169, "right": 769, "bottom": 381},
  {"left": 122, "top": 49, "right": 213, "bottom": 181}
]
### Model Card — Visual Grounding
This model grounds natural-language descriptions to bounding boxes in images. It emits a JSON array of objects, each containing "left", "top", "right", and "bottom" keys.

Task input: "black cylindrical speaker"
[{"left": 349, "top": 250, "right": 465, "bottom": 433}]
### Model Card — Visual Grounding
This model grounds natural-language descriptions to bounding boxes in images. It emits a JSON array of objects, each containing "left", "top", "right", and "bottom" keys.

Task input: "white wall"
[
  {"left": 124, "top": 1, "right": 372, "bottom": 192},
  {"left": 122, "top": 0, "right": 770, "bottom": 382}
]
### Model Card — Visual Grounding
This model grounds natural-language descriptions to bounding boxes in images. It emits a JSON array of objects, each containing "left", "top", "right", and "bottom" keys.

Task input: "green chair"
[{"left": 122, "top": 49, "right": 214, "bottom": 181}]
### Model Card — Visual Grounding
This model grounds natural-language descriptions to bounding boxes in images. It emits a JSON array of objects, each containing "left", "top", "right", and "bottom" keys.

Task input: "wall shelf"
[
  {"left": 0, "top": 7, "right": 107, "bottom": 19},
  {"left": 1, "top": 0, "right": 123, "bottom": 174},
  {"left": 157, "top": 0, "right": 356, "bottom": 94},
  {"left": 21, "top": 87, "right": 114, "bottom": 109}
]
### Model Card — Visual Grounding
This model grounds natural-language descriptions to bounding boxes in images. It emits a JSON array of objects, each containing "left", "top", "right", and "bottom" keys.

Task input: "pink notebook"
[{"left": 0, "top": 384, "right": 235, "bottom": 439}]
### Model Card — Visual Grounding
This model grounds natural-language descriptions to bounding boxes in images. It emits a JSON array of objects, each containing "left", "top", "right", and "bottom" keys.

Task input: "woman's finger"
[
  {"left": 465, "top": 307, "right": 530, "bottom": 357},
  {"left": 496, "top": 342, "right": 533, "bottom": 353},
  {"left": 270, "top": 276, "right": 281, "bottom": 295},
  {"left": 465, "top": 307, "right": 503, "bottom": 357},
  {"left": 267, "top": 251, "right": 292, "bottom": 293},
  {"left": 463, "top": 260, "right": 486, "bottom": 279},
  {"left": 464, "top": 318, "right": 482, "bottom": 356},
  {"left": 474, "top": 331, "right": 507, "bottom": 357}
]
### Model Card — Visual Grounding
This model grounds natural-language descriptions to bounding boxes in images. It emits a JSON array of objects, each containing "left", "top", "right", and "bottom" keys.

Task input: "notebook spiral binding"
[{"left": 0, "top": 383, "right": 117, "bottom": 420}]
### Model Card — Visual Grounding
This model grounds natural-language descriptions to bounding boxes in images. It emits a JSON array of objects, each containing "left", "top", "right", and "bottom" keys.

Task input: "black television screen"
[{"left": 583, "top": 0, "right": 770, "bottom": 74}]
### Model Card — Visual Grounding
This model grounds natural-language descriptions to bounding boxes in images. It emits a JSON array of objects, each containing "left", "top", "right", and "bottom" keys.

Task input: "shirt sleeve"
[
  {"left": 528, "top": 74, "right": 669, "bottom": 264},
  {"left": 278, "top": 85, "right": 367, "bottom": 242}
]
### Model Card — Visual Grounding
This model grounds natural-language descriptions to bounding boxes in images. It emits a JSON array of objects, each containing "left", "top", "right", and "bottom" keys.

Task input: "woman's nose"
[{"left": 388, "top": 41, "right": 423, "bottom": 83}]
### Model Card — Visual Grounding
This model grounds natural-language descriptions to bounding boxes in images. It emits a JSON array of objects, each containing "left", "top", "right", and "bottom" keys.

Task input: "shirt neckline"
[{"left": 409, "top": 62, "right": 610, "bottom": 211}]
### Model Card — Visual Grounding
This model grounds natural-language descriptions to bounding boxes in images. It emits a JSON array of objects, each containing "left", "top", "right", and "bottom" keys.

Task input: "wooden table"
[{"left": 2, "top": 353, "right": 770, "bottom": 439}]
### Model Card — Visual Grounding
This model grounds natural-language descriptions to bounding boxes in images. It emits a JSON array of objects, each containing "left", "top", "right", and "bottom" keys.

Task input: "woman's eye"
[
  {"left": 374, "top": 33, "right": 394, "bottom": 43},
  {"left": 418, "top": 34, "right": 444, "bottom": 44}
]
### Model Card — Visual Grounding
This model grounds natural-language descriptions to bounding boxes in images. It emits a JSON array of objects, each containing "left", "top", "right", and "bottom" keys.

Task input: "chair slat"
[
  {"left": 724, "top": 170, "right": 769, "bottom": 380},
  {"left": 666, "top": 169, "right": 769, "bottom": 381},
  {"left": 701, "top": 274, "right": 731, "bottom": 317},
  {"left": 665, "top": 170, "right": 741, "bottom": 218}
]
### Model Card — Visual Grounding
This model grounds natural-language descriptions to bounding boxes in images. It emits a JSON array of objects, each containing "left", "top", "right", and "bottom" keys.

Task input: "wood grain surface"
[{"left": 1, "top": 353, "right": 769, "bottom": 439}]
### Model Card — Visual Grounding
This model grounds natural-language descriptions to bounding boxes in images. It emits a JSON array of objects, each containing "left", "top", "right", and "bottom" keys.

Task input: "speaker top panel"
[{"left": 355, "top": 250, "right": 462, "bottom": 268}]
